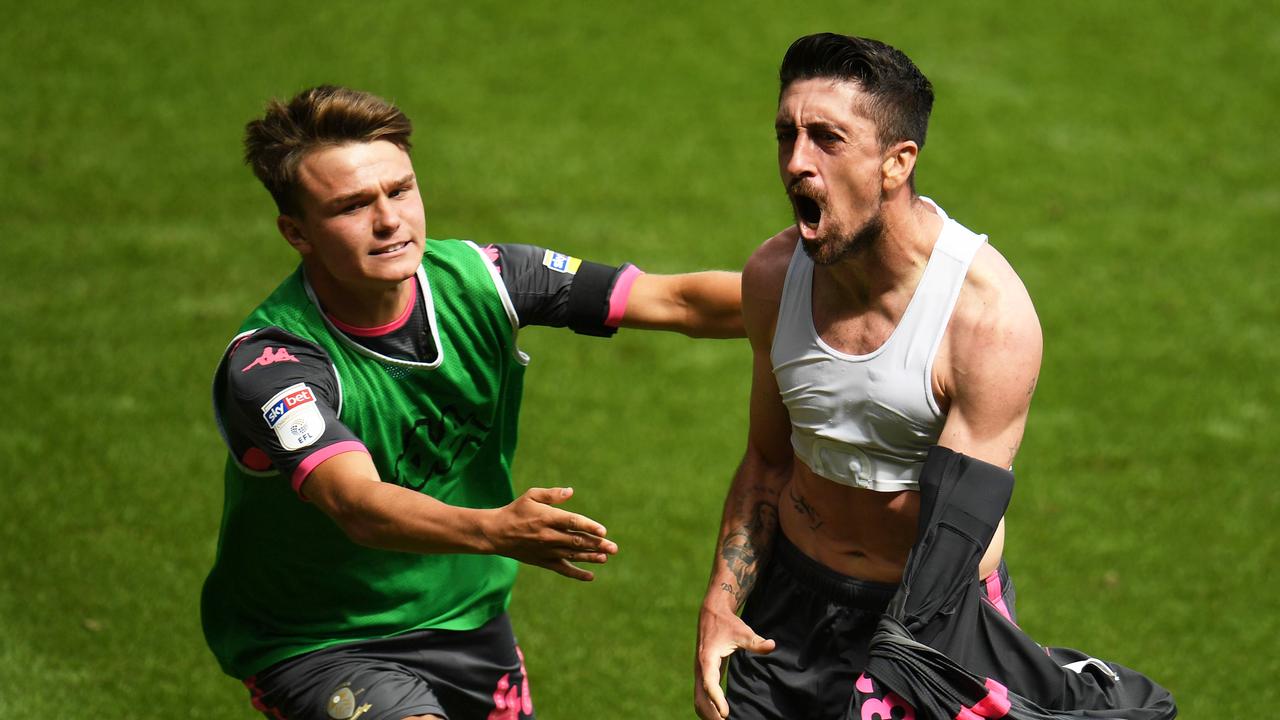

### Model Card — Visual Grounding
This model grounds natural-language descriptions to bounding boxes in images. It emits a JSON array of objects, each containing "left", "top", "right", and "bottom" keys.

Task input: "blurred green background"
[{"left": 1, "top": 0, "right": 1276, "bottom": 716}]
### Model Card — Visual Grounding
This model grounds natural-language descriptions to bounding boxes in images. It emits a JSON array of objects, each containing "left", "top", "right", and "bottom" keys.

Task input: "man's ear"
[
  {"left": 277, "top": 214, "right": 311, "bottom": 255},
  {"left": 881, "top": 140, "right": 919, "bottom": 193}
]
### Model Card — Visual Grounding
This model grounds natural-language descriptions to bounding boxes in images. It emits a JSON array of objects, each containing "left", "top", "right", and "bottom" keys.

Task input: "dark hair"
[
  {"left": 244, "top": 85, "right": 413, "bottom": 216},
  {"left": 779, "top": 33, "right": 933, "bottom": 150}
]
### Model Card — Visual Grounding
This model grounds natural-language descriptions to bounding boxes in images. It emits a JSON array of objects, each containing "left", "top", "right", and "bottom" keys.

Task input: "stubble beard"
[{"left": 802, "top": 204, "right": 885, "bottom": 266}]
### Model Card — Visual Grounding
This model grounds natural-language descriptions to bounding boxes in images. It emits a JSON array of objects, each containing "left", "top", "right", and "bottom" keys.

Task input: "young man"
[
  {"left": 694, "top": 35, "right": 1042, "bottom": 720},
  {"left": 202, "top": 85, "right": 741, "bottom": 720}
]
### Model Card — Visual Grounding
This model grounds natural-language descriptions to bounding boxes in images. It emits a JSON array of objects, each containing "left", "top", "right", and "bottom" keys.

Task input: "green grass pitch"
[{"left": 1, "top": 1, "right": 1277, "bottom": 717}]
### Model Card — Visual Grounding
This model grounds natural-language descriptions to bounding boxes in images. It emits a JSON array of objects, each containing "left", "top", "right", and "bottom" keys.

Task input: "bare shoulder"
[
  {"left": 741, "top": 227, "right": 799, "bottom": 344},
  {"left": 951, "top": 243, "right": 1042, "bottom": 357},
  {"left": 935, "top": 241, "right": 1043, "bottom": 465},
  {"left": 743, "top": 227, "right": 798, "bottom": 300},
  {"left": 937, "top": 242, "right": 1043, "bottom": 413}
]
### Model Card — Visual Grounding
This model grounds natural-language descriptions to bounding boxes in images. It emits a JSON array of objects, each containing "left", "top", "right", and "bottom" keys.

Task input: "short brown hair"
[
  {"left": 244, "top": 85, "right": 413, "bottom": 216},
  {"left": 779, "top": 34, "right": 933, "bottom": 151}
]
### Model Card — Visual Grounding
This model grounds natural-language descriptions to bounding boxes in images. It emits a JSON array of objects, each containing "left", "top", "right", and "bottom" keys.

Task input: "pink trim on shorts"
[
  {"left": 291, "top": 441, "right": 370, "bottom": 494},
  {"left": 983, "top": 570, "right": 1015, "bottom": 625},
  {"left": 482, "top": 244, "right": 502, "bottom": 264},
  {"left": 487, "top": 645, "right": 534, "bottom": 719},
  {"left": 604, "top": 265, "right": 644, "bottom": 327},
  {"left": 327, "top": 276, "right": 418, "bottom": 337}
]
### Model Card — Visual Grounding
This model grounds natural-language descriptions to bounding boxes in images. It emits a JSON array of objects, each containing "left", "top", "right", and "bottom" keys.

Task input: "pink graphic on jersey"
[
  {"left": 487, "top": 645, "right": 533, "bottom": 720},
  {"left": 241, "top": 346, "right": 300, "bottom": 372}
]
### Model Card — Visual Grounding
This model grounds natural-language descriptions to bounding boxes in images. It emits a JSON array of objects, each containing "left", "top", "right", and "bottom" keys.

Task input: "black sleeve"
[
  {"left": 216, "top": 327, "right": 364, "bottom": 492},
  {"left": 484, "top": 243, "right": 639, "bottom": 337}
]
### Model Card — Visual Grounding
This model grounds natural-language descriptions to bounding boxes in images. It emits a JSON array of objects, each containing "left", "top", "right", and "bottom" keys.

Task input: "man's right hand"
[
  {"left": 694, "top": 601, "right": 776, "bottom": 719},
  {"left": 483, "top": 487, "right": 618, "bottom": 581}
]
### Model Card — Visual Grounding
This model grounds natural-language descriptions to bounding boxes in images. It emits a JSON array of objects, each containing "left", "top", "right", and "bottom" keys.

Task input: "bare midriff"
[{"left": 779, "top": 460, "right": 1005, "bottom": 584}]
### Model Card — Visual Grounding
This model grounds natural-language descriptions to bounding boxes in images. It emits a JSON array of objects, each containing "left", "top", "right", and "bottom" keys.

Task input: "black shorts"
[
  {"left": 726, "top": 532, "right": 1016, "bottom": 720},
  {"left": 243, "top": 613, "right": 533, "bottom": 720}
]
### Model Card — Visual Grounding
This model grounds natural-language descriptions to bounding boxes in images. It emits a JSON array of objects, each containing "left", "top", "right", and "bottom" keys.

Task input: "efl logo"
[{"left": 261, "top": 383, "right": 317, "bottom": 428}]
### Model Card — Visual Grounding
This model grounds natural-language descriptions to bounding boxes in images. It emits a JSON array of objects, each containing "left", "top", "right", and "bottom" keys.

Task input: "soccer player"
[
  {"left": 202, "top": 85, "right": 742, "bottom": 720},
  {"left": 693, "top": 34, "right": 1043, "bottom": 720}
]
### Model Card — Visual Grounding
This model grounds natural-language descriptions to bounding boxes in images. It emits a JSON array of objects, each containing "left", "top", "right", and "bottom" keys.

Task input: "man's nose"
[
  {"left": 371, "top": 195, "right": 400, "bottom": 234},
  {"left": 783, "top": 136, "right": 818, "bottom": 181}
]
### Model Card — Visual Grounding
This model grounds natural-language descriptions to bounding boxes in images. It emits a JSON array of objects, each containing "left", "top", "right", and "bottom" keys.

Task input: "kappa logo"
[
  {"left": 261, "top": 384, "right": 317, "bottom": 428},
  {"left": 242, "top": 346, "right": 300, "bottom": 372}
]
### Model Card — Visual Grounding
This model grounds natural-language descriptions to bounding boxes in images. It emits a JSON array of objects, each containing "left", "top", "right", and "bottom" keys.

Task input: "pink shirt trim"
[
  {"left": 604, "top": 265, "right": 644, "bottom": 328},
  {"left": 291, "top": 441, "right": 369, "bottom": 494},
  {"left": 327, "top": 276, "right": 418, "bottom": 337}
]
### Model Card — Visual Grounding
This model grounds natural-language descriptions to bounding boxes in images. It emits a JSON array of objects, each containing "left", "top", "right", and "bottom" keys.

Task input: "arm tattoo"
[
  {"left": 720, "top": 501, "right": 778, "bottom": 605},
  {"left": 788, "top": 485, "right": 823, "bottom": 531}
]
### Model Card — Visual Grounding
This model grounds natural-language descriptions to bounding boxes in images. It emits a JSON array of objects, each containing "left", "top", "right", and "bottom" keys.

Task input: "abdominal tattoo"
[
  {"left": 720, "top": 501, "right": 778, "bottom": 605},
  {"left": 789, "top": 485, "right": 824, "bottom": 530}
]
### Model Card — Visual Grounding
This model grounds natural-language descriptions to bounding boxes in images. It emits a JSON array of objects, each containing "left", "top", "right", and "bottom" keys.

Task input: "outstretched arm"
[
  {"left": 619, "top": 271, "right": 744, "bottom": 338},
  {"left": 304, "top": 452, "right": 618, "bottom": 582}
]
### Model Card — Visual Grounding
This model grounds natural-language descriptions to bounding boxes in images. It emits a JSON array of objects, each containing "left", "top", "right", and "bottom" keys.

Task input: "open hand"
[
  {"left": 487, "top": 487, "right": 618, "bottom": 581},
  {"left": 694, "top": 604, "right": 775, "bottom": 719}
]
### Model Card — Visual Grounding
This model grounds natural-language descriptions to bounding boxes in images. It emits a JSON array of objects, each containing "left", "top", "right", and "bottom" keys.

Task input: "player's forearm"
[
  {"left": 326, "top": 479, "right": 497, "bottom": 556},
  {"left": 704, "top": 457, "right": 785, "bottom": 611},
  {"left": 621, "top": 271, "right": 744, "bottom": 339}
]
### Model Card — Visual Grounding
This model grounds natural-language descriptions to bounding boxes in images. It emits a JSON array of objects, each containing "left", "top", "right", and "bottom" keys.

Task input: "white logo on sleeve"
[
  {"left": 541, "top": 249, "right": 582, "bottom": 274},
  {"left": 260, "top": 382, "right": 326, "bottom": 451}
]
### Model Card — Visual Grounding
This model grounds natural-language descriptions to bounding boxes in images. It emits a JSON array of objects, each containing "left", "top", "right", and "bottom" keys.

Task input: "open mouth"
[
  {"left": 370, "top": 241, "right": 409, "bottom": 256},
  {"left": 792, "top": 194, "right": 822, "bottom": 229}
]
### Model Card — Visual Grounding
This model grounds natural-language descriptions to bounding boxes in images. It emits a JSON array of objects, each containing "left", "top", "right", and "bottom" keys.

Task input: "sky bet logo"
[{"left": 262, "top": 384, "right": 316, "bottom": 428}]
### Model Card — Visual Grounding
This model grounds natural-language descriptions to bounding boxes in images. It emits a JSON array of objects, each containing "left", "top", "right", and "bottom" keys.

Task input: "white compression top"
[{"left": 770, "top": 199, "right": 986, "bottom": 491}]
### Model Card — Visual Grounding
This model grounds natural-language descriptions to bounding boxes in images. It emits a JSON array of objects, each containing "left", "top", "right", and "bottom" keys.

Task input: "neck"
[
  {"left": 304, "top": 262, "right": 417, "bottom": 329},
  {"left": 818, "top": 195, "right": 944, "bottom": 304}
]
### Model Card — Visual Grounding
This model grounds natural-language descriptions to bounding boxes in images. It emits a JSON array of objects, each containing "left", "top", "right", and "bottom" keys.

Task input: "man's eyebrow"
[
  {"left": 326, "top": 174, "right": 416, "bottom": 208},
  {"left": 774, "top": 117, "right": 844, "bottom": 134},
  {"left": 327, "top": 189, "right": 370, "bottom": 208}
]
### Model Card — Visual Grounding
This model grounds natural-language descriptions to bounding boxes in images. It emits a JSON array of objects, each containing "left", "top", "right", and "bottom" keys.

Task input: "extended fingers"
[
  {"left": 525, "top": 486, "right": 574, "bottom": 505},
  {"left": 562, "top": 528, "right": 618, "bottom": 555},
  {"left": 696, "top": 656, "right": 730, "bottom": 719},
  {"left": 548, "top": 558, "right": 595, "bottom": 582},
  {"left": 523, "top": 488, "right": 613, "bottom": 541}
]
